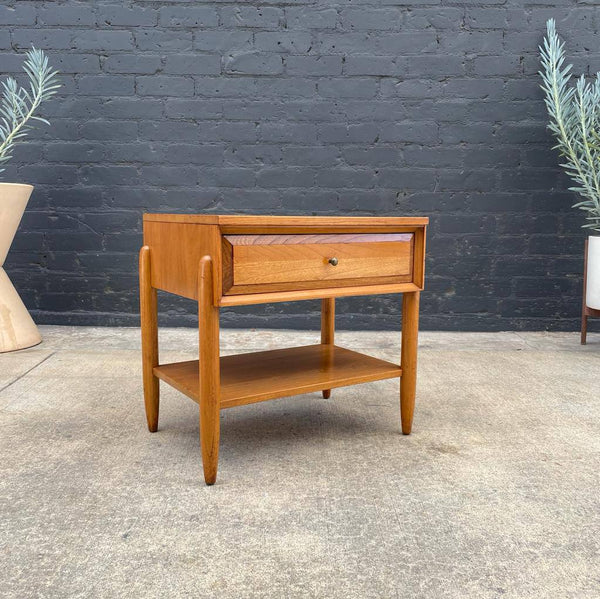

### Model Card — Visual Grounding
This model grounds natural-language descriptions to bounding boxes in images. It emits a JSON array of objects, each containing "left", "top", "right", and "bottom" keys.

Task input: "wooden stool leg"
[
  {"left": 198, "top": 256, "right": 221, "bottom": 485},
  {"left": 321, "top": 298, "right": 335, "bottom": 398},
  {"left": 139, "top": 246, "right": 159, "bottom": 432},
  {"left": 400, "top": 291, "right": 420, "bottom": 435}
]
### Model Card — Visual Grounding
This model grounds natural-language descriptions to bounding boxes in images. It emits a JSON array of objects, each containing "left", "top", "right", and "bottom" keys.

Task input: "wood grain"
[
  {"left": 221, "top": 236, "right": 233, "bottom": 293},
  {"left": 219, "top": 282, "right": 422, "bottom": 306},
  {"left": 226, "top": 233, "right": 413, "bottom": 246},
  {"left": 154, "top": 344, "right": 402, "bottom": 409},
  {"left": 222, "top": 233, "right": 415, "bottom": 295},
  {"left": 232, "top": 240, "right": 413, "bottom": 285},
  {"left": 412, "top": 226, "right": 427, "bottom": 289},
  {"left": 198, "top": 256, "right": 220, "bottom": 485},
  {"left": 400, "top": 291, "right": 420, "bottom": 435},
  {"left": 222, "top": 274, "right": 414, "bottom": 296},
  {"left": 321, "top": 298, "right": 335, "bottom": 399},
  {"left": 143, "top": 221, "right": 222, "bottom": 304},
  {"left": 144, "top": 214, "right": 429, "bottom": 227},
  {"left": 139, "top": 246, "right": 159, "bottom": 432}
]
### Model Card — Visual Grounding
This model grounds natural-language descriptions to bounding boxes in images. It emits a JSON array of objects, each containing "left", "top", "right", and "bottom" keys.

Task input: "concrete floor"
[{"left": 1, "top": 326, "right": 599, "bottom": 599}]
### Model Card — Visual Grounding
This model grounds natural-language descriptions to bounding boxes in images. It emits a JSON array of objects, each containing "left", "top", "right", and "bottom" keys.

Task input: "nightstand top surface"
[{"left": 143, "top": 214, "right": 429, "bottom": 226}]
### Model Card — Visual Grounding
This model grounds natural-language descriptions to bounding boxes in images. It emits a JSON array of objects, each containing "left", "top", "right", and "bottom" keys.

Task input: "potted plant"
[
  {"left": 540, "top": 19, "right": 600, "bottom": 312},
  {"left": 0, "top": 49, "right": 59, "bottom": 352}
]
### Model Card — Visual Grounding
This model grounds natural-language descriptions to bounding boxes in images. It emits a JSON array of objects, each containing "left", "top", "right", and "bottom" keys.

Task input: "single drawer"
[{"left": 222, "top": 233, "right": 414, "bottom": 294}]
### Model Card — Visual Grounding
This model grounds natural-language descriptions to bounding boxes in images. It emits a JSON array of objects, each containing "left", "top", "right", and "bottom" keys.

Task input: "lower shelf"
[{"left": 154, "top": 344, "right": 402, "bottom": 409}]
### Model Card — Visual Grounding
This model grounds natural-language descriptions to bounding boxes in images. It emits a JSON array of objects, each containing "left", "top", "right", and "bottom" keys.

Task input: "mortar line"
[{"left": 0, "top": 351, "right": 56, "bottom": 394}]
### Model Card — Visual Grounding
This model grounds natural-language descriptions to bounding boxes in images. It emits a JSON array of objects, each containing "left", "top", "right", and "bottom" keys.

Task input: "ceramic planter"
[
  {"left": 586, "top": 236, "right": 600, "bottom": 310},
  {"left": 0, "top": 183, "right": 41, "bottom": 352}
]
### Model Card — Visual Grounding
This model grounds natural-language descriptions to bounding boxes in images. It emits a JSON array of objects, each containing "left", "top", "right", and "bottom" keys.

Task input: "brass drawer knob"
[{"left": 328, "top": 257, "right": 338, "bottom": 266}]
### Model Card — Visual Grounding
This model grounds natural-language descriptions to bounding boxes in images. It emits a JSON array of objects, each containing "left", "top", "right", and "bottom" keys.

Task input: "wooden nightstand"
[{"left": 140, "top": 214, "right": 428, "bottom": 485}]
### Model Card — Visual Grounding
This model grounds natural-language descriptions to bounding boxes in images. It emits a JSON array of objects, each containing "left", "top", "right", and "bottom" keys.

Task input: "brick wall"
[{"left": 1, "top": 0, "right": 596, "bottom": 331}]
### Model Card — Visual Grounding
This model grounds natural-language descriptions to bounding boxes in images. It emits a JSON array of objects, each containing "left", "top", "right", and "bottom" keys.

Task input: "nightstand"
[{"left": 140, "top": 214, "right": 428, "bottom": 485}]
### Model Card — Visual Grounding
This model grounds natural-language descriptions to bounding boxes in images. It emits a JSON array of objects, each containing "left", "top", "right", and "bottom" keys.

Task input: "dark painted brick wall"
[{"left": 1, "top": 0, "right": 597, "bottom": 331}]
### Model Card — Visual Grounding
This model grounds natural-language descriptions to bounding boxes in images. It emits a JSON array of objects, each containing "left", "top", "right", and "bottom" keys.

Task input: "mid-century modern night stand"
[{"left": 139, "top": 214, "right": 428, "bottom": 485}]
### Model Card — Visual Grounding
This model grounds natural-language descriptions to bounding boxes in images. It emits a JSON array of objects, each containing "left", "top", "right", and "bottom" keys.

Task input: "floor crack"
[{"left": 0, "top": 352, "right": 56, "bottom": 395}]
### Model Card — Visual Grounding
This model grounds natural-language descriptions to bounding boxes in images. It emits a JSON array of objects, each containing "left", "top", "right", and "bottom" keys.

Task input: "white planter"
[
  {"left": 0, "top": 183, "right": 41, "bottom": 352},
  {"left": 586, "top": 236, "right": 600, "bottom": 310}
]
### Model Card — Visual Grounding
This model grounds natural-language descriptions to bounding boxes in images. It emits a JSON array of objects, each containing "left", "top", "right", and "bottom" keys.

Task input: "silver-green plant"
[
  {"left": 0, "top": 48, "right": 60, "bottom": 176},
  {"left": 540, "top": 18, "right": 600, "bottom": 233}
]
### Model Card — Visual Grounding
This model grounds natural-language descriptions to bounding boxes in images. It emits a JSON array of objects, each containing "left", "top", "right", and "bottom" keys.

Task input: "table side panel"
[{"left": 143, "top": 221, "right": 222, "bottom": 302}]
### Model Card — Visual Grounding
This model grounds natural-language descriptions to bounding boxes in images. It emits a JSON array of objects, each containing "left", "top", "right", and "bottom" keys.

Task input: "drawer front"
[{"left": 222, "top": 233, "right": 414, "bottom": 294}]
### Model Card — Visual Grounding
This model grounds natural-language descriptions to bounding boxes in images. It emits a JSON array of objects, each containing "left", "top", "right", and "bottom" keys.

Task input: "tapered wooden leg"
[
  {"left": 400, "top": 291, "right": 420, "bottom": 435},
  {"left": 581, "top": 313, "right": 588, "bottom": 345},
  {"left": 321, "top": 298, "right": 335, "bottom": 398},
  {"left": 198, "top": 256, "right": 220, "bottom": 485},
  {"left": 139, "top": 246, "right": 159, "bottom": 432}
]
